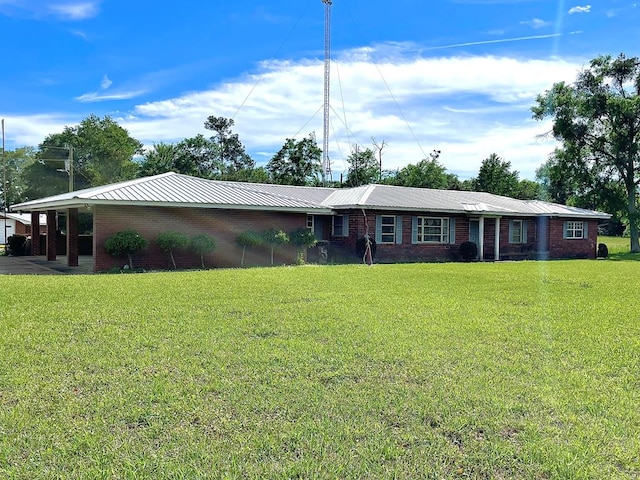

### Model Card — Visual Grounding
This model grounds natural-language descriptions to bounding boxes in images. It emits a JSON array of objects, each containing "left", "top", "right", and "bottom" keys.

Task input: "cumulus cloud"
[
  {"left": 125, "top": 52, "right": 581, "bottom": 179},
  {"left": 3, "top": 45, "right": 583, "bottom": 180},
  {"left": 568, "top": 5, "right": 591, "bottom": 14}
]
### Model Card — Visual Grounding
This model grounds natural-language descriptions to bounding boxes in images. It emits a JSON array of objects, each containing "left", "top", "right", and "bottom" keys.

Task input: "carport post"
[
  {"left": 46, "top": 210, "right": 56, "bottom": 261},
  {"left": 67, "top": 208, "right": 78, "bottom": 267},
  {"left": 30, "top": 211, "right": 41, "bottom": 256}
]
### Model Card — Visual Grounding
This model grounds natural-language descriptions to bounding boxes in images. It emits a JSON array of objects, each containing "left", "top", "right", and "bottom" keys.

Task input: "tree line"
[{"left": 2, "top": 54, "right": 638, "bottom": 249}]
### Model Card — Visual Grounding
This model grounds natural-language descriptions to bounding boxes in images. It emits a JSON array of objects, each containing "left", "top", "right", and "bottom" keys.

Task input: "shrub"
[
  {"left": 356, "top": 236, "right": 376, "bottom": 263},
  {"left": 597, "top": 243, "right": 609, "bottom": 258},
  {"left": 157, "top": 231, "right": 189, "bottom": 269},
  {"left": 235, "top": 231, "right": 263, "bottom": 267},
  {"left": 262, "top": 229, "right": 289, "bottom": 265},
  {"left": 289, "top": 228, "right": 317, "bottom": 264},
  {"left": 459, "top": 241, "right": 478, "bottom": 261},
  {"left": 104, "top": 230, "right": 148, "bottom": 269},
  {"left": 7, "top": 235, "right": 27, "bottom": 256},
  {"left": 190, "top": 234, "right": 216, "bottom": 269}
]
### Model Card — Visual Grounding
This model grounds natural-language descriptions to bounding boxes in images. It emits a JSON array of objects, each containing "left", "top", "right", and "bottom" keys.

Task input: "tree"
[
  {"left": 190, "top": 234, "right": 216, "bottom": 268},
  {"left": 235, "top": 230, "right": 263, "bottom": 267},
  {"left": 1, "top": 147, "right": 36, "bottom": 206},
  {"left": 345, "top": 147, "right": 380, "bottom": 186},
  {"left": 26, "top": 115, "right": 143, "bottom": 198},
  {"left": 157, "top": 231, "right": 189, "bottom": 270},
  {"left": 267, "top": 135, "right": 322, "bottom": 186},
  {"left": 262, "top": 228, "right": 289, "bottom": 265},
  {"left": 472, "top": 153, "right": 520, "bottom": 197},
  {"left": 532, "top": 53, "right": 640, "bottom": 252},
  {"left": 104, "top": 230, "right": 148, "bottom": 269},
  {"left": 204, "top": 116, "right": 255, "bottom": 177}
]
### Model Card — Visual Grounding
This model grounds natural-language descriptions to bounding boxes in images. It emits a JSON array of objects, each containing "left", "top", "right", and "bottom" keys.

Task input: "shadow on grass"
[{"left": 607, "top": 252, "right": 640, "bottom": 261}]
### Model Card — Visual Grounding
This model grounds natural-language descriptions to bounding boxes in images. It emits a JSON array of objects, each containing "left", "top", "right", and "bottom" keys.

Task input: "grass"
[{"left": 1, "top": 261, "right": 639, "bottom": 479}]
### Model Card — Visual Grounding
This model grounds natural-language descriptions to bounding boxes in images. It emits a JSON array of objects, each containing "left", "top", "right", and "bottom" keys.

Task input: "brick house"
[{"left": 10, "top": 172, "right": 610, "bottom": 271}]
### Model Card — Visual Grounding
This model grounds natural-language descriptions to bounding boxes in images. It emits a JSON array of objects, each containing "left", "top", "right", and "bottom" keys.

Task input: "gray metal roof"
[{"left": 11, "top": 172, "right": 610, "bottom": 219}]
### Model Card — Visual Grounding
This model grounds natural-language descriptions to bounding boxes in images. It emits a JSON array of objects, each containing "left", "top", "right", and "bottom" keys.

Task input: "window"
[
  {"left": 307, "top": 215, "right": 314, "bottom": 232},
  {"left": 380, "top": 215, "right": 396, "bottom": 243},
  {"left": 332, "top": 215, "right": 349, "bottom": 237},
  {"left": 565, "top": 221, "right": 585, "bottom": 239},
  {"left": 416, "top": 217, "right": 449, "bottom": 243},
  {"left": 509, "top": 220, "right": 523, "bottom": 244}
]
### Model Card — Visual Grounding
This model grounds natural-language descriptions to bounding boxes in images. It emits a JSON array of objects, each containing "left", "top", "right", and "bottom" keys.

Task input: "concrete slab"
[{"left": 0, "top": 256, "right": 94, "bottom": 275}]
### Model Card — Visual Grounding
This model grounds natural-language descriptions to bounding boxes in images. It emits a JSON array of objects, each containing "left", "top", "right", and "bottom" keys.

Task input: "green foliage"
[
  {"left": 266, "top": 135, "right": 321, "bottom": 185},
  {"left": 0, "top": 262, "right": 638, "bottom": 478},
  {"left": 532, "top": 53, "right": 640, "bottom": 252},
  {"left": 459, "top": 241, "right": 478, "bottom": 261},
  {"left": 472, "top": 153, "right": 520, "bottom": 197},
  {"left": 0, "top": 147, "right": 36, "bottom": 205},
  {"left": 157, "top": 231, "right": 189, "bottom": 270},
  {"left": 235, "top": 230, "right": 263, "bottom": 267},
  {"left": 190, "top": 234, "right": 216, "bottom": 268},
  {"left": 345, "top": 147, "right": 380, "bottom": 186},
  {"left": 262, "top": 228, "right": 289, "bottom": 265},
  {"left": 104, "top": 230, "right": 148, "bottom": 269},
  {"left": 288, "top": 228, "right": 317, "bottom": 249},
  {"left": 6, "top": 235, "right": 27, "bottom": 256}
]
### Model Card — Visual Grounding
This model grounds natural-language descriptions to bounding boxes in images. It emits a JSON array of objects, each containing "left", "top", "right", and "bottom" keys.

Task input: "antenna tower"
[{"left": 321, "top": 0, "right": 332, "bottom": 185}]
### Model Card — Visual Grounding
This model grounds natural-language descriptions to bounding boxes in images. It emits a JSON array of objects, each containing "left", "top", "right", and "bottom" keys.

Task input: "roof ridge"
[{"left": 207, "top": 180, "right": 334, "bottom": 208}]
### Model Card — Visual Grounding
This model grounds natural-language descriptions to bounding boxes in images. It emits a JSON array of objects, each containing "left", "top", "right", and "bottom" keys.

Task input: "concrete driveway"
[{"left": 0, "top": 255, "right": 93, "bottom": 275}]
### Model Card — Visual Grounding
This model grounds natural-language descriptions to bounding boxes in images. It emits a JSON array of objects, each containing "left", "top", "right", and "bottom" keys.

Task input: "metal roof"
[{"left": 10, "top": 172, "right": 610, "bottom": 219}]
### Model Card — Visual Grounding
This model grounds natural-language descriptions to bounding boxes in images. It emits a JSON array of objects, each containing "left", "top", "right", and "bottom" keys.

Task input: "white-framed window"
[
  {"left": 509, "top": 220, "right": 523, "bottom": 244},
  {"left": 416, "top": 217, "right": 449, "bottom": 243},
  {"left": 379, "top": 215, "right": 396, "bottom": 243},
  {"left": 307, "top": 215, "right": 314, "bottom": 232},
  {"left": 565, "top": 221, "right": 585, "bottom": 239},
  {"left": 332, "top": 215, "right": 349, "bottom": 237}
]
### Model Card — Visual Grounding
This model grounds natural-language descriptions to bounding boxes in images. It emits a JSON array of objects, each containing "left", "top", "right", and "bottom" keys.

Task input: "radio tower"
[{"left": 321, "top": 0, "right": 332, "bottom": 185}]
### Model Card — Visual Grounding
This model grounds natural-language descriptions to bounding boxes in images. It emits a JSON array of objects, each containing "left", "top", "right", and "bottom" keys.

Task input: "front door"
[{"left": 469, "top": 219, "right": 480, "bottom": 259}]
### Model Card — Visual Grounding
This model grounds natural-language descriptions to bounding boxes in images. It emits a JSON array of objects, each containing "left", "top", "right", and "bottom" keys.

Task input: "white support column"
[
  {"left": 479, "top": 216, "right": 485, "bottom": 261},
  {"left": 495, "top": 217, "right": 501, "bottom": 261}
]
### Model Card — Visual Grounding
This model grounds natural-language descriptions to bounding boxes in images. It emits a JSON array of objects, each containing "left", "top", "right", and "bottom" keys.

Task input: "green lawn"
[{"left": 1, "top": 262, "right": 638, "bottom": 479}]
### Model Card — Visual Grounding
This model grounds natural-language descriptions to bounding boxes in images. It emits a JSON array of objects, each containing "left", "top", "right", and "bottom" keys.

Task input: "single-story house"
[
  {"left": 1, "top": 212, "right": 47, "bottom": 245},
  {"left": 10, "top": 172, "right": 610, "bottom": 271}
]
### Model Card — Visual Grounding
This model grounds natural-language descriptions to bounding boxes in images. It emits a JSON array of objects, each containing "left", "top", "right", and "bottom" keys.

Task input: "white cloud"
[
  {"left": 520, "top": 18, "right": 551, "bottom": 29},
  {"left": 49, "top": 2, "right": 100, "bottom": 20},
  {"left": 75, "top": 90, "right": 147, "bottom": 102},
  {"left": 100, "top": 74, "right": 112, "bottom": 90},
  {"left": 568, "top": 5, "right": 591, "bottom": 14},
  {"left": 3, "top": 48, "right": 584, "bottom": 181},
  {"left": 125, "top": 52, "right": 581, "bottom": 180}
]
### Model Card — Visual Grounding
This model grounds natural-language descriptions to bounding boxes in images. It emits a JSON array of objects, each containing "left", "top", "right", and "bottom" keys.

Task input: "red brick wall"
[
  {"left": 549, "top": 218, "right": 597, "bottom": 259},
  {"left": 93, "top": 205, "right": 307, "bottom": 271},
  {"left": 329, "top": 211, "right": 597, "bottom": 263}
]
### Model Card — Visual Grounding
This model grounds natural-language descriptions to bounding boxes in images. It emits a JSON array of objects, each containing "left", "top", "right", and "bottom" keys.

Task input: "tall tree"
[
  {"left": 1, "top": 147, "right": 36, "bottom": 206},
  {"left": 267, "top": 135, "right": 322, "bottom": 186},
  {"left": 204, "top": 116, "right": 255, "bottom": 177},
  {"left": 345, "top": 146, "right": 380, "bottom": 186},
  {"left": 393, "top": 151, "right": 461, "bottom": 189},
  {"left": 532, "top": 53, "right": 640, "bottom": 252},
  {"left": 472, "top": 153, "right": 520, "bottom": 197},
  {"left": 26, "top": 115, "right": 143, "bottom": 198}
]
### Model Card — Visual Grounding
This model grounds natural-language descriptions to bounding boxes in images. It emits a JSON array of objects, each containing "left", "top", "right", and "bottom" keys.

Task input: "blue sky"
[{"left": 1, "top": 0, "right": 638, "bottom": 180}]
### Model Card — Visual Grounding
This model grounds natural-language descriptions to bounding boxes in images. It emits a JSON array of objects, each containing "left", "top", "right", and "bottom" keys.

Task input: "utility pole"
[
  {"left": 67, "top": 145, "right": 74, "bottom": 192},
  {"left": 2, "top": 119, "right": 7, "bottom": 249},
  {"left": 321, "top": 0, "right": 332, "bottom": 185}
]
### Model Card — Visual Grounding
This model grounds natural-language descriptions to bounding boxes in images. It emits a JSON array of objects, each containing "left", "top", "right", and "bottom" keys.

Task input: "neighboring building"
[
  {"left": 10, "top": 172, "right": 610, "bottom": 271},
  {"left": 0, "top": 212, "right": 46, "bottom": 245}
]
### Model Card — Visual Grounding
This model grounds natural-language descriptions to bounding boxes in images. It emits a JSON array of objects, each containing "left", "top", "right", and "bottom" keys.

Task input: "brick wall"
[
  {"left": 329, "top": 211, "right": 597, "bottom": 263},
  {"left": 93, "top": 205, "right": 307, "bottom": 271},
  {"left": 548, "top": 218, "right": 597, "bottom": 259}
]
